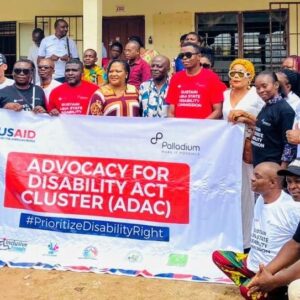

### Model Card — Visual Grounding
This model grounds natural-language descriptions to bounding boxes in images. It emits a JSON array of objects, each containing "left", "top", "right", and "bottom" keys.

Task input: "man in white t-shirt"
[
  {"left": 0, "top": 54, "right": 14, "bottom": 89},
  {"left": 212, "top": 162, "right": 300, "bottom": 299},
  {"left": 36, "top": 58, "right": 61, "bottom": 106},
  {"left": 247, "top": 159, "right": 300, "bottom": 299},
  {"left": 38, "top": 19, "right": 79, "bottom": 82}
]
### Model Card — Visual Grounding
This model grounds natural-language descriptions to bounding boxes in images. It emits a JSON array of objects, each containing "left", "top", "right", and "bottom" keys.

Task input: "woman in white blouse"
[{"left": 223, "top": 59, "right": 264, "bottom": 251}]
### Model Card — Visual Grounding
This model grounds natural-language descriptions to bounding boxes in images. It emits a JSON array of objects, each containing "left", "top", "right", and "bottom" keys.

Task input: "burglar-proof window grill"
[
  {"left": 0, "top": 21, "right": 16, "bottom": 77},
  {"left": 269, "top": 2, "right": 300, "bottom": 65},
  {"left": 196, "top": 10, "right": 287, "bottom": 82}
]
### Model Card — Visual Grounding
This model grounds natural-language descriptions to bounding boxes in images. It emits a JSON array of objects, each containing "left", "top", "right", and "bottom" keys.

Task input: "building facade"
[{"left": 0, "top": 0, "right": 299, "bottom": 78}]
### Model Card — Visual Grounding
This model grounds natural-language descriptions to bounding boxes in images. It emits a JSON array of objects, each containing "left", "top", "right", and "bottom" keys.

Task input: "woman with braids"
[{"left": 223, "top": 58, "right": 264, "bottom": 251}]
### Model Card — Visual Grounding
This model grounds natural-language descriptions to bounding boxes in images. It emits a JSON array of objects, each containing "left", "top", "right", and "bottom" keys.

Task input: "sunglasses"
[
  {"left": 228, "top": 70, "right": 251, "bottom": 79},
  {"left": 200, "top": 63, "right": 211, "bottom": 69},
  {"left": 178, "top": 52, "right": 198, "bottom": 59},
  {"left": 38, "top": 65, "right": 53, "bottom": 70},
  {"left": 13, "top": 68, "right": 32, "bottom": 75}
]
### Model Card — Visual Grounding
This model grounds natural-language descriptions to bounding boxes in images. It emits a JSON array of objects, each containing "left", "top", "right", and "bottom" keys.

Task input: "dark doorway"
[
  {"left": 0, "top": 21, "right": 16, "bottom": 77},
  {"left": 103, "top": 16, "right": 145, "bottom": 55}
]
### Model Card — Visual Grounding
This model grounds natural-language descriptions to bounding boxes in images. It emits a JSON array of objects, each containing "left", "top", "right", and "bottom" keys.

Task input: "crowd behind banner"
[{"left": 1, "top": 17, "right": 300, "bottom": 300}]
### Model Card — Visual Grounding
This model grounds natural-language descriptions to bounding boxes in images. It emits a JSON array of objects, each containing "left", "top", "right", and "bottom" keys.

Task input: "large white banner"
[{"left": 0, "top": 110, "right": 244, "bottom": 282}]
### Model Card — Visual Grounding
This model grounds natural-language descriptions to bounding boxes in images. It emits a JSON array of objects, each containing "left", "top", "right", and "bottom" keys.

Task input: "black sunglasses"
[
  {"left": 200, "top": 63, "right": 211, "bottom": 69},
  {"left": 178, "top": 52, "right": 198, "bottom": 59},
  {"left": 13, "top": 68, "right": 32, "bottom": 75}
]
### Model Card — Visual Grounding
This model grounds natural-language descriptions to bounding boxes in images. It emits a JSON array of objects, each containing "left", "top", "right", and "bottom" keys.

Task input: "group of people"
[{"left": 1, "top": 18, "right": 300, "bottom": 299}]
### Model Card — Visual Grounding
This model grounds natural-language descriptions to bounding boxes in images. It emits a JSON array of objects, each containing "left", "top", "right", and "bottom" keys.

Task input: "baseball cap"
[
  {"left": 0, "top": 54, "right": 7, "bottom": 65},
  {"left": 277, "top": 158, "right": 300, "bottom": 176}
]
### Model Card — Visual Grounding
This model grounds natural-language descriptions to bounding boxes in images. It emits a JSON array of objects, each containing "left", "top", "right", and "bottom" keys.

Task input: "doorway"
[{"left": 102, "top": 16, "right": 145, "bottom": 56}]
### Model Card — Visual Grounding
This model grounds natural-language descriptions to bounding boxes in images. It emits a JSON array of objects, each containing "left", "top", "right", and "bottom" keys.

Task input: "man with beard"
[
  {"left": 38, "top": 19, "right": 79, "bottom": 82},
  {"left": 139, "top": 55, "right": 170, "bottom": 117},
  {"left": 48, "top": 59, "right": 101, "bottom": 115},
  {"left": 0, "top": 59, "right": 46, "bottom": 113},
  {"left": 166, "top": 42, "right": 226, "bottom": 119}
]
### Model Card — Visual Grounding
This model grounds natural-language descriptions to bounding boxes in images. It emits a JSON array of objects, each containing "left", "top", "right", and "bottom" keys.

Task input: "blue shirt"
[{"left": 174, "top": 56, "right": 185, "bottom": 72}]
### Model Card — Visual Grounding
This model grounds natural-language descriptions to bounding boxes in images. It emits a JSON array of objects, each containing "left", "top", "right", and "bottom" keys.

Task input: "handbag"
[{"left": 243, "top": 137, "right": 253, "bottom": 164}]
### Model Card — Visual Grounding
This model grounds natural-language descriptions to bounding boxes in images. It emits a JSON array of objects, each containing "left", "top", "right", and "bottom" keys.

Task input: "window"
[
  {"left": 196, "top": 10, "right": 287, "bottom": 82},
  {"left": 0, "top": 22, "right": 16, "bottom": 77}
]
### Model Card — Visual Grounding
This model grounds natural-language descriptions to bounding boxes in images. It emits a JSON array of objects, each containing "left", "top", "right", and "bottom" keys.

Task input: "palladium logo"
[
  {"left": 150, "top": 132, "right": 201, "bottom": 156},
  {"left": 150, "top": 132, "right": 163, "bottom": 144}
]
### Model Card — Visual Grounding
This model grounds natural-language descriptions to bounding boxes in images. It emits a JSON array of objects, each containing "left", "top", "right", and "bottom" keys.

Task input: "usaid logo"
[
  {"left": 0, "top": 127, "right": 36, "bottom": 143},
  {"left": 150, "top": 132, "right": 201, "bottom": 155}
]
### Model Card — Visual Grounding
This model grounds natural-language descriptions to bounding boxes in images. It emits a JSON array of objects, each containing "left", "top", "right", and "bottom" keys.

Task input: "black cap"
[{"left": 277, "top": 158, "right": 300, "bottom": 176}]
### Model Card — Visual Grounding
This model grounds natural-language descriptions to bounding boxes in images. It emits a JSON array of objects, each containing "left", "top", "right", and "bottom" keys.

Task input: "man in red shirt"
[
  {"left": 48, "top": 59, "right": 101, "bottom": 115},
  {"left": 124, "top": 40, "right": 151, "bottom": 90},
  {"left": 166, "top": 42, "right": 226, "bottom": 119}
]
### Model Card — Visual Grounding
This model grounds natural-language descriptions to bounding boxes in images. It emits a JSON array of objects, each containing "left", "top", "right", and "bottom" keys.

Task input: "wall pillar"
[{"left": 83, "top": 0, "right": 103, "bottom": 59}]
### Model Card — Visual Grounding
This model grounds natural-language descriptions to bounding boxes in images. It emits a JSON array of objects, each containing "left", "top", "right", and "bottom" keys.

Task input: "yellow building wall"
[
  {"left": 0, "top": 0, "right": 82, "bottom": 22},
  {"left": 1, "top": 0, "right": 300, "bottom": 60},
  {"left": 152, "top": 12, "right": 193, "bottom": 60},
  {"left": 286, "top": 3, "right": 300, "bottom": 55},
  {"left": 103, "top": 0, "right": 300, "bottom": 60}
]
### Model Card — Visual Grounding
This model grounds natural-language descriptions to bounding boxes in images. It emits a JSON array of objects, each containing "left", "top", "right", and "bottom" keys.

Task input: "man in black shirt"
[{"left": 0, "top": 59, "right": 46, "bottom": 113}]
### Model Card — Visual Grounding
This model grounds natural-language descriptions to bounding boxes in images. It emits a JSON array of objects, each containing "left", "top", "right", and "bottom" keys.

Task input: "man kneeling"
[{"left": 212, "top": 162, "right": 300, "bottom": 299}]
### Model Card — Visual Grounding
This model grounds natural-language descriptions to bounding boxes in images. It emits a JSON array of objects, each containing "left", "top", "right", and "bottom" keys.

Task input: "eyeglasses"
[
  {"left": 178, "top": 52, "right": 198, "bottom": 59},
  {"left": 228, "top": 70, "right": 251, "bottom": 79},
  {"left": 13, "top": 68, "right": 32, "bottom": 75},
  {"left": 200, "top": 63, "right": 211, "bottom": 69},
  {"left": 38, "top": 65, "right": 53, "bottom": 70}
]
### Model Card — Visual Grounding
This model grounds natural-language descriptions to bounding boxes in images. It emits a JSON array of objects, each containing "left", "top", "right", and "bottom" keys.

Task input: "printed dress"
[{"left": 88, "top": 84, "right": 140, "bottom": 117}]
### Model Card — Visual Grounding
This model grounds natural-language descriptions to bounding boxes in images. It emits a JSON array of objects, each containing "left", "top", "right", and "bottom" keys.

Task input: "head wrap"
[
  {"left": 229, "top": 59, "right": 255, "bottom": 81},
  {"left": 280, "top": 68, "right": 300, "bottom": 97},
  {"left": 281, "top": 68, "right": 297, "bottom": 89}
]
